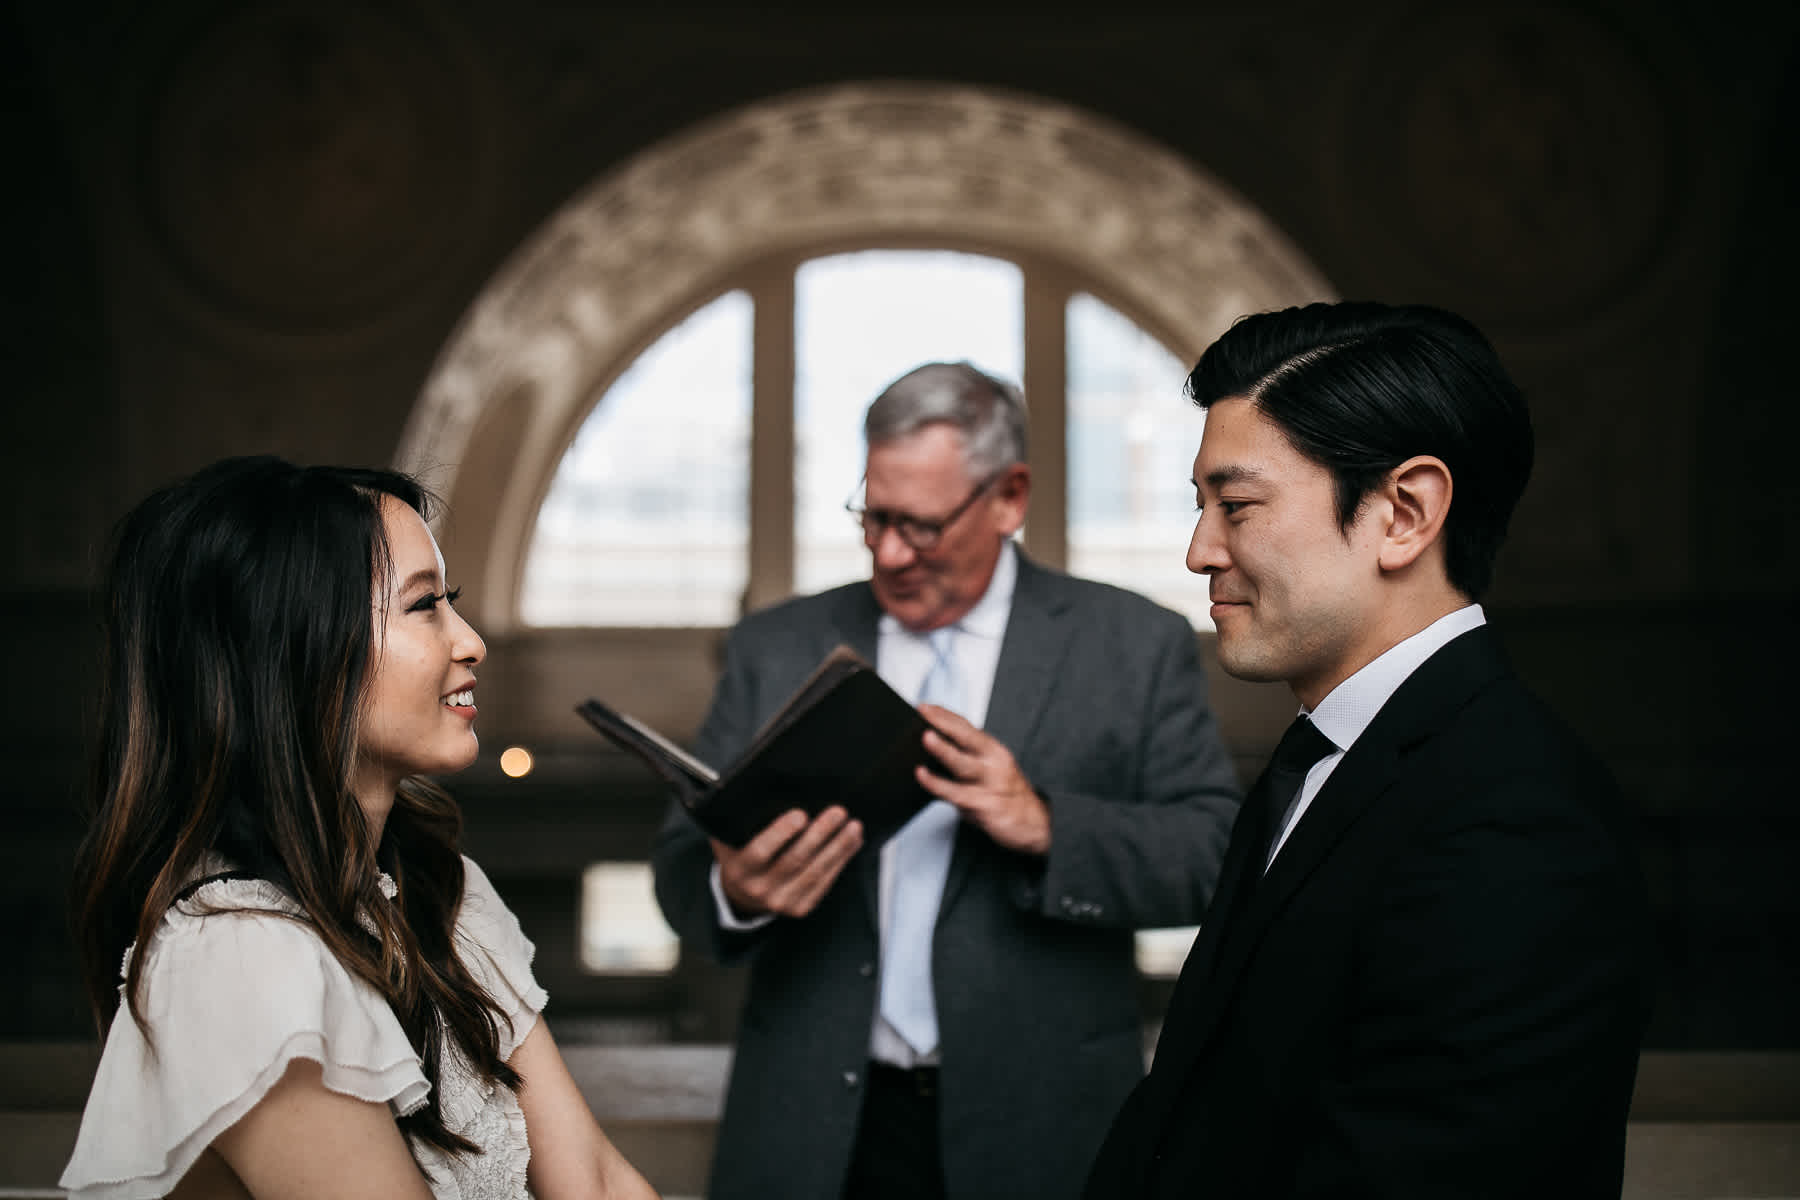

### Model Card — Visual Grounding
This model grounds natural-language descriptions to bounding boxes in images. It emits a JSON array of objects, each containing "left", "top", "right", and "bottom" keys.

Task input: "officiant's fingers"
[
  {"left": 713, "top": 816, "right": 802, "bottom": 917},
  {"left": 735, "top": 808, "right": 813, "bottom": 866},
  {"left": 716, "top": 807, "right": 861, "bottom": 917},
  {"left": 753, "top": 808, "right": 860, "bottom": 916},
  {"left": 923, "top": 714, "right": 1018, "bottom": 779},
  {"left": 781, "top": 815, "right": 864, "bottom": 913},
  {"left": 918, "top": 703, "right": 980, "bottom": 748},
  {"left": 920, "top": 728, "right": 979, "bottom": 783},
  {"left": 777, "top": 806, "right": 857, "bottom": 869}
]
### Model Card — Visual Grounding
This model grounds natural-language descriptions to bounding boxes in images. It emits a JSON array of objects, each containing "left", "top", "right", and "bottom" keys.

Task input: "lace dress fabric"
[{"left": 60, "top": 857, "right": 547, "bottom": 1200}]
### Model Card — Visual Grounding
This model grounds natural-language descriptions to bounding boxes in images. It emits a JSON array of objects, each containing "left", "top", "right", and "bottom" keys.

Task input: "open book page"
[
  {"left": 614, "top": 711, "right": 720, "bottom": 784},
  {"left": 574, "top": 700, "right": 720, "bottom": 794},
  {"left": 577, "top": 642, "right": 932, "bottom": 848}
]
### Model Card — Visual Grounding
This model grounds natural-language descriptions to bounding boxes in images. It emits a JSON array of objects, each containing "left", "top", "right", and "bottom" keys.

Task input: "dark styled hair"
[
  {"left": 1187, "top": 301, "right": 1533, "bottom": 599},
  {"left": 71, "top": 454, "right": 517, "bottom": 1158}
]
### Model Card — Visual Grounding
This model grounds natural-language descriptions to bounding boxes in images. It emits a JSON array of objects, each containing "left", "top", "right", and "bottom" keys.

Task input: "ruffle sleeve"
[
  {"left": 59, "top": 881, "right": 430, "bottom": 1200},
  {"left": 453, "top": 856, "right": 549, "bottom": 1060}
]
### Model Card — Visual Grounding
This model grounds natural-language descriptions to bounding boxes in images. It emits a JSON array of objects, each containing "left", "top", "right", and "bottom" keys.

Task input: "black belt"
[{"left": 868, "top": 1061, "right": 939, "bottom": 1099}]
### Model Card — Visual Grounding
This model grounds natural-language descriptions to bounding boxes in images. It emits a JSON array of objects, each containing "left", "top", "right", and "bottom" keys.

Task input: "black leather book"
[{"left": 575, "top": 645, "right": 937, "bottom": 848}]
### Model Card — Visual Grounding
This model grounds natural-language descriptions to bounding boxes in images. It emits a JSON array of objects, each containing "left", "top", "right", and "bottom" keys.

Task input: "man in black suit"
[
  {"left": 1083, "top": 302, "right": 1652, "bottom": 1199},
  {"left": 652, "top": 362, "right": 1240, "bottom": 1200}
]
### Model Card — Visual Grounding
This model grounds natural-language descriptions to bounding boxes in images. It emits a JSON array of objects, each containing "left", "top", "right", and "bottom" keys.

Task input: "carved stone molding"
[{"left": 397, "top": 82, "right": 1334, "bottom": 623}]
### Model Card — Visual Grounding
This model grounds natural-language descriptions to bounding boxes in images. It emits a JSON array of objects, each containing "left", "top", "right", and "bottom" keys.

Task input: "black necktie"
[{"left": 1256, "top": 715, "right": 1337, "bottom": 863}]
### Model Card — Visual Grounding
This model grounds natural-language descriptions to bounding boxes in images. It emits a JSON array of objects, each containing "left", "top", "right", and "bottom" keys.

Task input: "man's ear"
[
  {"left": 1377, "top": 456, "right": 1452, "bottom": 572},
  {"left": 994, "top": 463, "right": 1032, "bottom": 535}
]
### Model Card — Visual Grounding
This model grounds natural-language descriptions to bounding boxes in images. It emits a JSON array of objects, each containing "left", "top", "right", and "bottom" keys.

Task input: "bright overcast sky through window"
[
  {"left": 793, "top": 250, "right": 1024, "bottom": 596},
  {"left": 521, "top": 252, "right": 1212, "bottom": 629}
]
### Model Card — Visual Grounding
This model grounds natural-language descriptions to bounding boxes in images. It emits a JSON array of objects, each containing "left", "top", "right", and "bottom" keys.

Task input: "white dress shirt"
[
  {"left": 1266, "top": 604, "right": 1487, "bottom": 869},
  {"left": 867, "top": 539, "right": 1014, "bottom": 1063}
]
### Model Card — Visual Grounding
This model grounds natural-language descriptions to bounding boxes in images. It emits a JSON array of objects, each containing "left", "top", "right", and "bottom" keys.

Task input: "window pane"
[
  {"left": 793, "top": 251, "right": 1024, "bottom": 597},
  {"left": 580, "top": 861, "right": 680, "bottom": 974},
  {"left": 520, "top": 291, "right": 752, "bottom": 626},
  {"left": 1065, "top": 293, "right": 1212, "bottom": 629}
]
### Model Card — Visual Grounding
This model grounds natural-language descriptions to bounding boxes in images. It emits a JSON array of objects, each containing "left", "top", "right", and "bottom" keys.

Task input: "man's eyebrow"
[{"left": 1193, "top": 464, "right": 1268, "bottom": 489}]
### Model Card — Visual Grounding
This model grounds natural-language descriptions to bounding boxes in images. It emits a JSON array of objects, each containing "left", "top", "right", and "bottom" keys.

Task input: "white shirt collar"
[{"left": 1305, "top": 603, "right": 1487, "bottom": 753}]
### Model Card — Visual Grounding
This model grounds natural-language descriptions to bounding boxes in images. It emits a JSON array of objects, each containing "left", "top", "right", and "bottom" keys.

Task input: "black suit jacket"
[
  {"left": 652, "top": 553, "right": 1240, "bottom": 1200},
  {"left": 1084, "top": 626, "right": 1651, "bottom": 1200}
]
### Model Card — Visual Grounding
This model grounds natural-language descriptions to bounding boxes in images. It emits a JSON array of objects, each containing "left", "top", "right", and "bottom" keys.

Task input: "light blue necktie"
[{"left": 879, "top": 626, "right": 964, "bottom": 1055}]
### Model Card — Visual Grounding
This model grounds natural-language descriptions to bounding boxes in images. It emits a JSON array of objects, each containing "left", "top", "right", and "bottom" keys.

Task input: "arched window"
[
  {"left": 1065, "top": 293, "right": 1211, "bottom": 624},
  {"left": 793, "top": 250, "right": 1023, "bottom": 597},
  {"left": 400, "top": 83, "right": 1332, "bottom": 644},
  {"left": 521, "top": 291, "right": 752, "bottom": 627},
  {"left": 403, "top": 85, "right": 1332, "bottom": 1005},
  {"left": 521, "top": 251, "right": 1214, "bottom": 629}
]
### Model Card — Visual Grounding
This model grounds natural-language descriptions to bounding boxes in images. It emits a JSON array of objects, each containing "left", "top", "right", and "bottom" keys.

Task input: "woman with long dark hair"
[{"left": 61, "top": 456, "right": 657, "bottom": 1199}]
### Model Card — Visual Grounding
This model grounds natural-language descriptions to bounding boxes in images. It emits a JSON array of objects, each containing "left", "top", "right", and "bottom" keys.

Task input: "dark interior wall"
[{"left": 2, "top": 0, "right": 1795, "bottom": 1046}]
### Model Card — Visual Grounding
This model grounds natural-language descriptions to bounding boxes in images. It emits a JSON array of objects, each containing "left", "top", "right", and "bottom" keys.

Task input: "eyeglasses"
[{"left": 846, "top": 471, "right": 1005, "bottom": 552}]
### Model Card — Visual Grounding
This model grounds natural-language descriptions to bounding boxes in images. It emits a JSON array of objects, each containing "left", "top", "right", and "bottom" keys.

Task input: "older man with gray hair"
[{"left": 652, "top": 360, "right": 1239, "bottom": 1200}]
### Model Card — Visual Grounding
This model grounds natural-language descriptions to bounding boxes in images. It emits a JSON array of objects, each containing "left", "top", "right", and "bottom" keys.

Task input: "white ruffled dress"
[{"left": 60, "top": 856, "right": 548, "bottom": 1199}]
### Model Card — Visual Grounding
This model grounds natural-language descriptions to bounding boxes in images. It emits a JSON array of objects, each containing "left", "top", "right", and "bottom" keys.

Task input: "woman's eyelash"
[{"left": 408, "top": 586, "right": 462, "bottom": 612}]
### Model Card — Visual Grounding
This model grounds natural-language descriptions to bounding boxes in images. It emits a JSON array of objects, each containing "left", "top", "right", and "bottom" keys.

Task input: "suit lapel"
[
  {"left": 1136, "top": 782, "right": 1271, "bottom": 1079},
  {"left": 941, "top": 553, "right": 1073, "bottom": 913},
  {"left": 1137, "top": 627, "right": 1514, "bottom": 1139},
  {"left": 825, "top": 583, "right": 882, "bottom": 665},
  {"left": 1246, "top": 628, "right": 1512, "bottom": 933}
]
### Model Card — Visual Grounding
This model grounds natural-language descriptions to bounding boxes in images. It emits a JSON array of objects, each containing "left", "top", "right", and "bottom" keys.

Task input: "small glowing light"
[{"left": 499, "top": 746, "right": 535, "bottom": 778}]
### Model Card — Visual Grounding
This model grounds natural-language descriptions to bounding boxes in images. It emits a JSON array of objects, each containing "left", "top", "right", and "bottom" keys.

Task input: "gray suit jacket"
[{"left": 651, "top": 553, "right": 1240, "bottom": 1200}]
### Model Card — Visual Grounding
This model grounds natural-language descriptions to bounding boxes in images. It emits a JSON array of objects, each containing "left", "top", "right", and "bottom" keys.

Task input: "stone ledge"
[{"left": 5, "top": 1044, "right": 1797, "bottom": 1198}]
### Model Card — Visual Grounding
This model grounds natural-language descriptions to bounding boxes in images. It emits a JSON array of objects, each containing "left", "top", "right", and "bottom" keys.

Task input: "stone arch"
[{"left": 397, "top": 81, "right": 1334, "bottom": 631}]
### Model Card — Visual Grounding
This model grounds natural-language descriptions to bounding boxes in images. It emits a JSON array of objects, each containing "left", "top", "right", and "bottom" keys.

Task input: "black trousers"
[{"left": 842, "top": 1063, "right": 947, "bottom": 1200}]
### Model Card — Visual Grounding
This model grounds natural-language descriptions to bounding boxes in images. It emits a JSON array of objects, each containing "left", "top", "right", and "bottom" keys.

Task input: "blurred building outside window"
[
  {"left": 579, "top": 861, "right": 680, "bottom": 974},
  {"left": 520, "top": 290, "right": 753, "bottom": 627}
]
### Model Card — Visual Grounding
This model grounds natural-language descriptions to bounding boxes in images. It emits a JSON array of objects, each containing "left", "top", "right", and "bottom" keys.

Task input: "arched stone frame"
[{"left": 396, "top": 81, "right": 1335, "bottom": 636}]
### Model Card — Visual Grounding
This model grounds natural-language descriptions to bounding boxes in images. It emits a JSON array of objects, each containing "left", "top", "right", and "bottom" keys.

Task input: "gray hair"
[{"left": 864, "top": 361, "right": 1028, "bottom": 479}]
